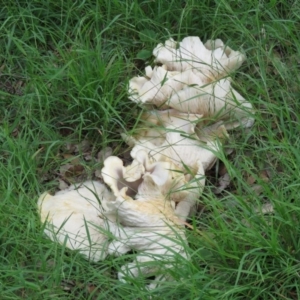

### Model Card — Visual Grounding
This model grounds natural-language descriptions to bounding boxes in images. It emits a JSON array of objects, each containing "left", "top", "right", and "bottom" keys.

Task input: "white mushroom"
[
  {"left": 38, "top": 175, "right": 190, "bottom": 288},
  {"left": 101, "top": 148, "right": 195, "bottom": 210},
  {"left": 129, "top": 36, "right": 254, "bottom": 130},
  {"left": 166, "top": 78, "right": 254, "bottom": 129},
  {"left": 129, "top": 65, "right": 204, "bottom": 106},
  {"left": 105, "top": 175, "right": 188, "bottom": 289},
  {"left": 101, "top": 156, "right": 143, "bottom": 197},
  {"left": 37, "top": 35, "right": 255, "bottom": 290},
  {"left": 174, "top": 159, "right": 206, "bottom": 220},
  {"left": 127, "top": 136, "right": 220, "bottom": 220},
  {"left": 131, "top": 149, "right": 193, "bottom": 204},
  {"left": 122, "top": 109, "right": 202, "bottom": 150},
  {"left": 130, "top": 72, "right": 254, "bottom": 130},
  {"left": 123, "top": 110, "right": 213, "bottom": 220},
  {"left": 153, "top": 36, "right": 246, "bottom": 80},
  {"left": 204, "top": 39, "right": 246, "bottom": 77},
  {"left": 129, "top": 110, "right": 228, "bottom": 173},
  {"left": 37, "top": 181, "right": 117, "bottom": 262},
  {"left": 124, "top": 112, "right": 225, "bottom": 220}
]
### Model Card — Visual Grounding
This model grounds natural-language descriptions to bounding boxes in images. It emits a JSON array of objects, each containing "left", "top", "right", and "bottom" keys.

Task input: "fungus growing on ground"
[
  {"left": 129, "top": 36, "right": 254, "bottom": 130},
  {"left": 105, "top": 174, "right": 188, "bottom": 289},
  {"left": 102, "top": 149, "right": 205, "bottom": 220},
  {"left": 126, "top": 109, "right": 228, "bottom": 173},
  {"left": 122, "top": 111, "right": 227, "bottom": 219},
  {"left": 37, "top": 176, "right": 190, "bottom": 289},
  {"left": 152, "top": 37, "right": 246, "bottom": 80},
  {"left": 37, "top": 181, "right": 117, "bottom": 262},
  {"left": 101, "top": 156, "right": 143, "bottom": 197},
  {"left": 37, "top": 35, "right": 255, "bottom": 289}
]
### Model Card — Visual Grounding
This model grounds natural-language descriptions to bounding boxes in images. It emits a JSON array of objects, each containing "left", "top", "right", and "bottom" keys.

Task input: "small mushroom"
[
  {"left": 204, "top": 39, "right": 246, "bottom": 77},
  {"left": 174, "top": 159, "right": 205, "bottom": 220}
]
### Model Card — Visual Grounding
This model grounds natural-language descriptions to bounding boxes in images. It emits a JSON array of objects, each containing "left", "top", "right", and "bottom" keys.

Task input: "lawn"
[{"left": 1, "top": 0, "right": 300, "bottom": 299}]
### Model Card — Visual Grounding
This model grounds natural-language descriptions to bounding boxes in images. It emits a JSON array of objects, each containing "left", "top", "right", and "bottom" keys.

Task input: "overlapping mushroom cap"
[
  {"left": 37, "top": 181, "right": 117, "bottom": 262},
  {"left": 104, "top": 173, "right": 189, "bottom": 289},
  {"left": 101, "top": 156, "right": 144, "bottom": 197},
  {"left": 125, "top": 109, "right": 228, "bottom": 173},
  {"left": 101, "top": 149, "right": 195, "bottom": 203},
  {"left": 37, "top": 35, "right": 255, "bottom": 289},
  {"left": 153, "top": 37, "right": 246, "bottom": 79},
  {"left": 129, "top": 36, "right": 254, "bottom": 130}
]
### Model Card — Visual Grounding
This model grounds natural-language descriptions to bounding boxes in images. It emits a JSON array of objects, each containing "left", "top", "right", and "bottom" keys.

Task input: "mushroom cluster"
[{"left": 38, "top": 36, "right": 254, "bottom": 288}]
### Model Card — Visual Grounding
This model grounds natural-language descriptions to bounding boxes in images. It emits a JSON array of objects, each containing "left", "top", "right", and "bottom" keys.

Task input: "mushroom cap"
[
  {"left": 124, "top": 109, "right": 203, "bottom": 153},
  {"left": 108, "top": 177, "right": 180, "bottom": 229},
  {"left": 163, "top": 79, "right": 254, "bottom": 129},
  {"left": 166, "top": 78, "right": 231, "bottom": 117},
  {"left": 128, "top": 36, "right": 253, "bottom": 130},
  {"left": 101, "top": 156, "right": 143, "bottom": 197},
  {"left": 130, "top": 118, "right": 228, "bottom": 175},
  {"left": 133, "top": 150, "right": 190, "bottom": 202},
  {"left": 145, "top": 109, "right": 202, "bottom": 133},
  {"left": 153, "top": 37, "right": 211, "bottom": 73},
  {"left": 129, "top": 65, "right": 201, "bottom": 106},
  {"left": 204, "top": 39, "right": 246, "bottom": 76},
  {"left": 175, "top": 159, "right": 206, "bottom": 220},
  {"left": 128, "top": 68, "right": 253, "bottom": 130},
  {"left": 153, "top": 36, "right": 246, "bottom": 80},
  {"left": 37, "top": 181, "right": 116, "bottom": 262},
  {"left": 101, "top": 156, "right": 126, "bottom": 196}
]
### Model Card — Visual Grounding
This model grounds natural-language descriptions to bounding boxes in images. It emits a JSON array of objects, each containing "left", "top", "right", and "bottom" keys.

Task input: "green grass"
[{"left": 1, "top": 0, "right": 300, "bottom": 299}]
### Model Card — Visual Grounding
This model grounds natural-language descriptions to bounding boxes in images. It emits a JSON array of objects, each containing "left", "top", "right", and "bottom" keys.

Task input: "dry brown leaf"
[
  {"left": 214, "top": 173, "right": 231, "bottom": 194},
  {"left": 38, "top": 168, "right": 53, "bottom": 183},
  {"left": 246, "top": 174, "right": 256, "bottom": 185},
  {"left": 62, "top": 154, "right": 81, "bottom": 165},
  {"left": 84, "top": 153, "right": 93, "bottom": 161},
  {"left": 86, "top": 284, "right": 97, "bottom": 295},
  {"left": 246, "top": 170, "right": 270, "bottom": 187},
  {"left": 259, "top": 170, "right": 270, "bottom": 182},
  {"left": 74, "top": 139, "right": 91, "bottom": 153},
  {"left": 11, "top": 127, "right": 19, "bottom": 137},
  {"left": 65, "top": 143, "right": 76, "bottom": 153},
  {"left": 61, "top": 280, "right": 76, "bottom": 291},
  {"left": 65, "top": 165, "right": 85, "bottom": 177},
  {"left": 97, "top": 147, "right": 113, "bottom": 163},
  {"left": 58, "top": 179, "right": 69, "bottom": 190},
  {"left": 64, "top": 139, "right": 91, "bottom": 154},
  {"left": 218, "top": 162, "right": 228, "bottom": 176},
  {"left": 60, "top": 163, "right": 85, "bottom": 180},
  {"left": 59, "top": 163, "right": 73, "bottom": 177},
  {"left": 256, "top": 202, "right": 274, "bottom": 214},
  {"left": 94, "top": 169, "right": 102, "bottom": 179},
  {"left": 265, "top": 168, "right": 273, "bottom": 179},
  {"left": 58, "top": 124, "right": 74, "bottom": 137},
  {"left": 251, "top": 184, "right": 264, "bottom": 195}
]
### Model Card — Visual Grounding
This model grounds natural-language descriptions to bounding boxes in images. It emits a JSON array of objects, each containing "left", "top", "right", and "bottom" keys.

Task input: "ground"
[{"left": 1, "top": 1, "right": 300, "bottom": 299}]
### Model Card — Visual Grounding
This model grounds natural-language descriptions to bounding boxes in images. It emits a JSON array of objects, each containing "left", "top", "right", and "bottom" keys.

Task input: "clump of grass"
[{"left": 1, "top": 0, "right": 300, "bottom": 298}]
